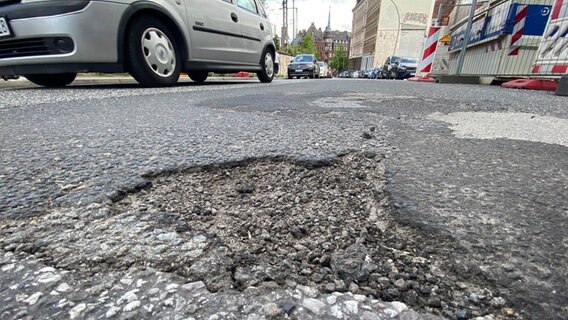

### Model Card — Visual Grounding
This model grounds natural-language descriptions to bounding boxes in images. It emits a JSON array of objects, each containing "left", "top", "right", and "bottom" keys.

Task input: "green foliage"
[
  {"left": 301, "top": 35, "right": 317, "bottom": 55},
  {"left": 285, "top": 35, "right": 318, "bottom": 57},
  {"left": 329, "top": 44, "right": 348, "bottom": 73},
  {"left": 285, "top": 45, "right": 300, "bottom": 56},
  {"left": 273, "top": 35, "right": 281, "bottom": 51}
]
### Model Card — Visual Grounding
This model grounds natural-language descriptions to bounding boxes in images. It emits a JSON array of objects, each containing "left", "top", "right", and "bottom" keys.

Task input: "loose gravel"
[{"left": 1, "top": 152, "right": 514, "bottom": 319}]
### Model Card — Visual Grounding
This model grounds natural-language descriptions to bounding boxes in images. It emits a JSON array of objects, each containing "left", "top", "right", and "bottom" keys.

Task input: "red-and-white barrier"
[
  {"left": 531, "top": 0, "right": 568, "bottom": 76},
  {"left": 508, "top": 4, "right": 528, "bottom": 56},
  {"left": 504, "top": 0, "right": 566, "bottom": 91},
  {"left": 418, "top": 26, "right": 442, "bottom": 74},
  {"left": 409, "top": 26, "right": 441, "bottom": 82}
]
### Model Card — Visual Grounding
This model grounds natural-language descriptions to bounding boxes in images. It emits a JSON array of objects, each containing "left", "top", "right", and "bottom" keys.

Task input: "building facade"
[
  {"left": 291, "top": 9, "right": 351, "bottom": 63},
  {"left": 350, "top": 0, "right": 439, "bottom": 71},
  {"left": 349, "top": 0, "right": 369, "bottom": 70}
]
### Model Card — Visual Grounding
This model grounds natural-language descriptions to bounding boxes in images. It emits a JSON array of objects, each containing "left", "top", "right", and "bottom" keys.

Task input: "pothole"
[
  {"left": 0, "top": 153, "right": 514, "bottom": 319},
  {"left": 108, "top": 153, "right": 509, "bottom": 318}
]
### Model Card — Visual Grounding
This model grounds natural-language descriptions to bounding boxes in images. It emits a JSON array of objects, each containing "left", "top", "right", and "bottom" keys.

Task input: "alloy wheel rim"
[
  {"left": 141, "top": 28, "right": 176, "bottom": 78},
  {"left": 265, "top": 52, "right": 274, "bottom": 78}
]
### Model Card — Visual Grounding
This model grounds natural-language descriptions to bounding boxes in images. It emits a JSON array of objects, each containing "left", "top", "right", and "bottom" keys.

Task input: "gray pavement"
[
  {"left": 0, "top": 74, "right": 264, "bottom": 89},
  {"left": 0, "top": 78, "right": 566, "bottom": 319}
]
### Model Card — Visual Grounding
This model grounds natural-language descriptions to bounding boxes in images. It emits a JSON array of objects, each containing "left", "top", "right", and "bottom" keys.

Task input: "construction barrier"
[
  {"left": 445, "top": 0, "right": 555, "bottom": 80},
  {"left": 502, "top": 0, "right": 567, "bottom": 90},
  {"left": 409, "top": 27, "right": 441, "bottom": 82},
  {"left": 418, "top": 27, "right": 442, "bottom": 74},
  {"left": 531, "top": 0, "right": 568, "bottom": 76}
]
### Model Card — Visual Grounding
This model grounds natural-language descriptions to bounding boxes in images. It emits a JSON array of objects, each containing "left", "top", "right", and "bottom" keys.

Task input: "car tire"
[
  {"left": 257, "top": 48, "right": 274, "bottom": 83},
  {"left": 126, "top": 16, "right": 181, "bottom": 87},
  {"left": 288, "top": 75, "right": 292, "bottom": 79},
  {"left": 25, "top": 73, "right": 77, "bottom": 87},
  {"left": 189, "top": 71, "right": 208, "bottom": 84}
]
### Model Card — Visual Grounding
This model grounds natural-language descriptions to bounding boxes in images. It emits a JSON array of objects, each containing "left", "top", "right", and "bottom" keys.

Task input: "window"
[
  {"left": 256, "top": 0, "right": 267, "bottom": 18},
  {"left": 292, "top": 55, "right": 315, "bottom": 63},
  {"left": 237, "top": 0, "right": 258, "bottom": 13}
]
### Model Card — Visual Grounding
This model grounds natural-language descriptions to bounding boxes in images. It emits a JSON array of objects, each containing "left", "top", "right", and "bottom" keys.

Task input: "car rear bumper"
[{"left": 0, "top": 1, "right": 127, "bottom": 75}]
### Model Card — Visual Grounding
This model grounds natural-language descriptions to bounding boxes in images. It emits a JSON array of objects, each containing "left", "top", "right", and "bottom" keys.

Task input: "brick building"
[{"left": 291, "top": 9, "right": 351, "bottom": 63}]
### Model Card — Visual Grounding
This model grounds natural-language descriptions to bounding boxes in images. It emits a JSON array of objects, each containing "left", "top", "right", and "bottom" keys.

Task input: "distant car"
[
  {"left": 351, "top": 71, "right": 359, "bottom": 78},
  {"left": 380, "top": 56, "right": 418, "bottom": 79},
  {"left": 370, "top": 68, "right": 381, "bottom": 79},
  {"left": 318, "top": 61, "right": 330, "bottom": 78},
  {"left": 0, "top": 0, "right": 276, "bottom": 87},
  {"left": 287, "top": 54, "right": 320, "bottom": 79}
]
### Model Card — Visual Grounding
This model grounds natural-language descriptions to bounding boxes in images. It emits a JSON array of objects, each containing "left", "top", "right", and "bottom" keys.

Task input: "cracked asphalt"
[{"left": 1, "top": 78, "right": 566, "bottom": 319}]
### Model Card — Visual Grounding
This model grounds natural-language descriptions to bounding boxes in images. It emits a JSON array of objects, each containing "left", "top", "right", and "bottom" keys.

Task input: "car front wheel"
[
  {"left": 25, "top": 73, "right": 77, "bottom": 87},
  {"left": 127, "top": 17, "right": 181, "bottom": 87},
  {"left": 257, "top": 49, "right": 274, "bottom": 83}
]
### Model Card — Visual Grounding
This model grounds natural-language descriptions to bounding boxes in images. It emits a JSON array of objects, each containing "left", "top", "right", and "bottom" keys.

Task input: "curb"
[
  {"left": 556, "top": 74, "right": 568, "bottom": 96},
  {"left": 1, "top": 76, "right": 262, "bottom": 89}
]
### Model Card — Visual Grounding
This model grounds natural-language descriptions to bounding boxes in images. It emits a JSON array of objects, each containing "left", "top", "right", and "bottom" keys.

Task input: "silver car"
[{"left": 0, "top": 0, "right": 276, "bottom": 87}]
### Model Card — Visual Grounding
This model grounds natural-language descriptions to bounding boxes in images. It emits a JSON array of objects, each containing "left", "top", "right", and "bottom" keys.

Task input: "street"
[{"left": 1, "top": 78, "right": 566, "bottom": 320}]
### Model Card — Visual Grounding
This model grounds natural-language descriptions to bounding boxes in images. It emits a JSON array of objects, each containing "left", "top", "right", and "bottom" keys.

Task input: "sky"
[{"left": 263, "top": 0, "right": 355, "bottom": 39}]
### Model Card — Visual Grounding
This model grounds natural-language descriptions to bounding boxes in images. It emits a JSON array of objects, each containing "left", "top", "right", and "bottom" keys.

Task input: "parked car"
[
  {"left": 0, "top": 0, "right": 276, "bottom": 87},
  {"left": 379, "top": 56, "right": 418, "bottom": 79},
  {"left": 318, "top": 61, "right": 330, "bottom": 78},
  {"left": 287, "top": 54, "right": 320, "bottom": 79},
  {"left": 351, "top": 71, "right": 360, "bottom": 78},
  {"left": 362, "top": 69, "right": 373, "bottom": 78},
  {"left": 370, "top": 68, "right": 381, "bottom": 79}
]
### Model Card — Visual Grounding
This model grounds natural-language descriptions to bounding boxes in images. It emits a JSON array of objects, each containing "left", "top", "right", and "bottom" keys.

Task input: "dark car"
[
  {"left": 287, "top": 54, "right": 320, "bottom": 79},
  {"left": 380, "top": 56, "right": 418, "bottom": 79}
]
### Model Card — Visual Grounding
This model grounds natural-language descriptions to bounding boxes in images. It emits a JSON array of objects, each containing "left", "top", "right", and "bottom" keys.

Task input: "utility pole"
[
  {"left": 456, "top": 0, "right": 478, "bottom": 75},
  {"left": 292, "top": 0, "right": 296, "bottom": 39},
  {"left": 281, "top": 0, "right": 288, "bottom": 48},
  {"left": 280, "top": 0, "right": 298, "bottom": 46}
]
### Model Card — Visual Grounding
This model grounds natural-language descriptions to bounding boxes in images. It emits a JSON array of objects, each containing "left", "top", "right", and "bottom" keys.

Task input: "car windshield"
[
  {"left": 401, "top": 58, "right": 417, "bottom": 64},
  {"left": 318, "top": 62, "right": 325, "bottom": 66},
  {"left": 293, "top": 55, "right": 314, "bottom": 63}
]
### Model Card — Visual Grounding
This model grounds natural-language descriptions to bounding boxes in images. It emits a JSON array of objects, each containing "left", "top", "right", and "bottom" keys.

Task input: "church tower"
[{"left": 323, "top": 7, "right": 333, "bottom": 62}]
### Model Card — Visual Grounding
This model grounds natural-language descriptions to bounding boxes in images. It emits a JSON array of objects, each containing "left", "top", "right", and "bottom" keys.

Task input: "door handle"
[
  {"left": 260, "top": 23, "right": 264, "bottom": 30},
  {"left": 231, "top": 12, "right": 238, "bottom": 23}
]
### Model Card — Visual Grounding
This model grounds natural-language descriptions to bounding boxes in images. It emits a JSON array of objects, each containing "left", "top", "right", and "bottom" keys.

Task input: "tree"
[
  {"left": 329, "top": 44, "right": 349, "bottom": 73},
  {"left": 273, "top": 35, "right": 281, "bottom": 51},
  {"left": 285, "top": 45, "right": 300, "bottom": 56},
  {"left": 300, "top": 35, "right": 317, "bottom": 55}
]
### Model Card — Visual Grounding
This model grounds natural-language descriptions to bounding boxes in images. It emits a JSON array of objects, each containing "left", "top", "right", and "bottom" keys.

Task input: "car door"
[
  {"left": 185, "top": 0, "right": 244, "bottom": 63},
  {"left": 235, "top": 0, "right": 266, "bottom": 64}
]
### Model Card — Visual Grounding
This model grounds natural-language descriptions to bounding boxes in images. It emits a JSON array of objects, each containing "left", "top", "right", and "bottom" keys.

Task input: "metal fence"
[{"left": 428, "top": 0, "right": 567, "bottom": 80}]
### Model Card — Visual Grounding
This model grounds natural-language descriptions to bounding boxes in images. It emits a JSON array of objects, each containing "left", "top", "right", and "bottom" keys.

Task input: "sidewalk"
[{"left": 0, "top": 73, "right": 261, "bottom": 89}]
